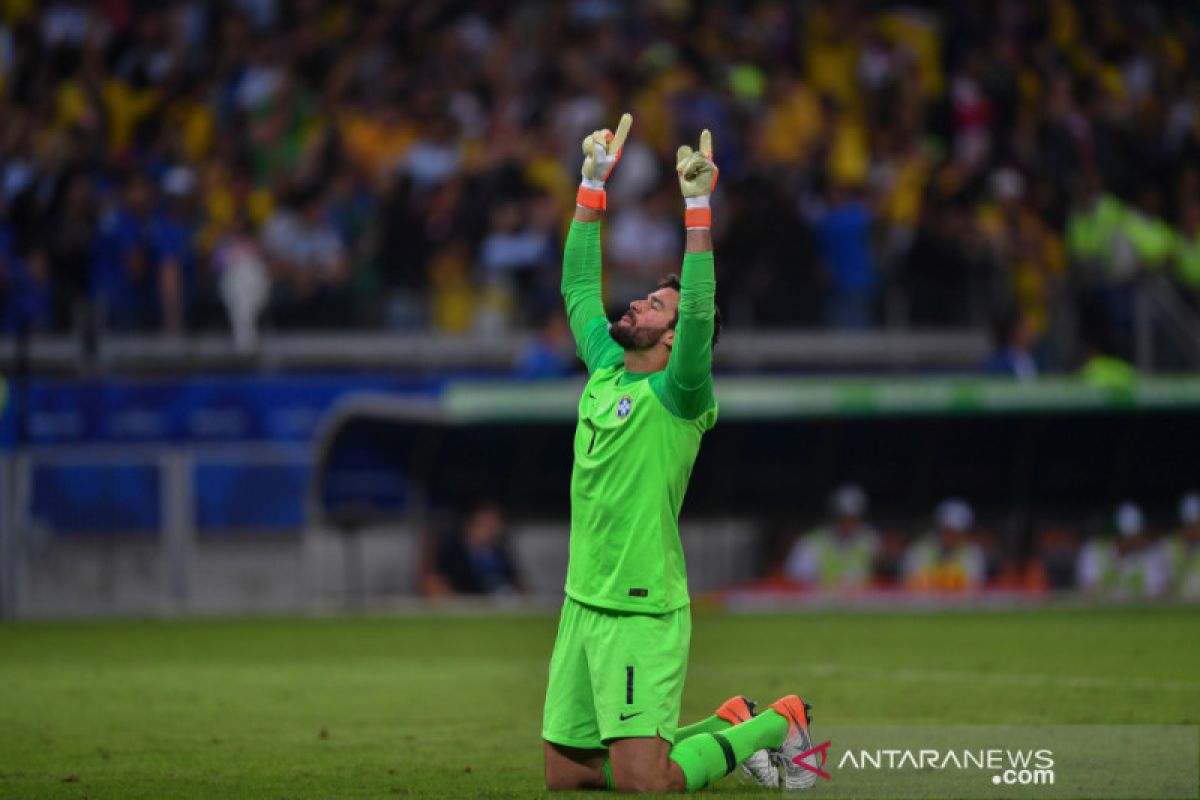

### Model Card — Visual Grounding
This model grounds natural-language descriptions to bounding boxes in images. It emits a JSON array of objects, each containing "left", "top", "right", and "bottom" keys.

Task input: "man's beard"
[{"left": 609, "top": 314, "right": 668, "bottom": 351}]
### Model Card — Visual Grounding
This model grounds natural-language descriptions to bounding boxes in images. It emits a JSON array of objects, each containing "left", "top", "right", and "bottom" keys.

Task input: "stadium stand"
[{"left": 0, "top": 0, "right": 1198, "bottom": 367}]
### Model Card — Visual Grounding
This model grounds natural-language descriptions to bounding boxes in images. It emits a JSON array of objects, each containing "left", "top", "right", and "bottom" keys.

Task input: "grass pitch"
[{"left": 1, "top": 607, "right": 1198, "bottom": 799}]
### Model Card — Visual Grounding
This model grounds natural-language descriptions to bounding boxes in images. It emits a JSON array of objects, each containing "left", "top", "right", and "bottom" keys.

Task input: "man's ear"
[{"left": 662, "top": 328, "right": 675, "bottom": 349}]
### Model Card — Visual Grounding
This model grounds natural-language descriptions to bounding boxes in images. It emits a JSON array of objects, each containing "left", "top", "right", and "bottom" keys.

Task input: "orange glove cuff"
[
  {"left": 576, "top": 185, "right": 607, "bottom": 210},
  {"left": 684, "top": 207, "right": 712, "bottom": 228}
]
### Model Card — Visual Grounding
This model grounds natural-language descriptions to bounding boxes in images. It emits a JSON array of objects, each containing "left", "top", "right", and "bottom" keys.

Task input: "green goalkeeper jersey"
[{"left": 560, "top": 220, "right": 718, "bottom": 613}]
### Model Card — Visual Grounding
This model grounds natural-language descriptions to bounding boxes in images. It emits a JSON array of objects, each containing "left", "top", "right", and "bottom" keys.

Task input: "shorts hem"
[
  {"left": 543, "top": 731, "right": 605, "bottom": 750},
  {"left": 600, "top": 724, "right": 674, "bottom": 746}
]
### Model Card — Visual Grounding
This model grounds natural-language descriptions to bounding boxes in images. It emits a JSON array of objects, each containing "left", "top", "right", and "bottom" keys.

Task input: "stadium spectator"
[
  {"left": 478, "top": 193, "right": 560, "bottom": 329},
  {"left": 783, "top": 483, "right": 880, "bottom": 589},
  {"left": 901, "top": 498, "right": 986, "bottom": 591},
  {"left": 91, "top": 172, "right": 162, "bottom": 331},
  {"left": 151, "top": 167, "right": 200, "bottom": 334},
  {"left": 43, "top": 172, "right": 95, "bottom": 332},
  {"left": 422, "top": 500, "right": 523, "bottom": 597},
  {"left": 718, "top": 173, "right": 820, "bottom": 326},
  {"left": 1078, "top": 337, "right": 1138, "bottom": 390},
  {"left": 1076, "top": 508, "right": 1122, "bottom": 595},
  {"left": 1, "top": 246, "right": 53, "bottom": 334},
  {"left": 808, "top": 181, "right": 878, "bottom": 329},
  {"left": 1031, "top": 524, "right": 1082, "bottom": 591},
  {"left": 261, "top": 189, "right": 351, "bottom": 328},
  {"left": 902, "top": 198, "right": 986, "bottom": 327},
  {"left": 514, "top": 310, "right": 576, "bottom": 380},
  {"left": 606, "top": 186, "right": 682, "bottom": 309},
  {"left": 977, "top": 167, "right": 1066, "bottom": 341},
  {"left": 1076, "top": 502, "right": 1169, "bottom": 598},
  {"left": 1066, "top": 170, "right": 1125, "bottom": 288},
  {"left": 980, "top": 306, "right": 1038, "bottom": 380},
  {"left": 209, "top": 210, "right": 270, "bottom": 350},
  {"left": 371, "top": 174, "right": 435, "bottom": 329},
  {"left": 401, "top": 112, "right": 463, "bottom": 191},
  {"left": 1164, "top": 492, "right": 1200, "bottom": 599}
]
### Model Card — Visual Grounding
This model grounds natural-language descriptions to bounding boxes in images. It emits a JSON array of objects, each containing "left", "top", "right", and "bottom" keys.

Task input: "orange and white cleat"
[
  {"left": 715, "top": 695, "right": 757, "bottom": 725},
  {"left": 769, "top": 695, "right": 817, "bottom": 790},
  {"left": 715, "top": 696, "right": 779, "bottom": 788}
]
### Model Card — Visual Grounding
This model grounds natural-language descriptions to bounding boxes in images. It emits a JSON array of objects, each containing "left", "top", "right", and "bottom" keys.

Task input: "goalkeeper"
[{"left": 541, "top": 114, "right": 817, "bottom": 793}]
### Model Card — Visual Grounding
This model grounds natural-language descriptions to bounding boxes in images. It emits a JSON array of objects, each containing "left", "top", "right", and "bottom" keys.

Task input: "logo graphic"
[
  {"left": 619, "top": 712, "right": 643, "bottom": 722},
  {"left": 792, "top": 741, "right": 833, "bottom": 781},
  {"left": 835, "top": 744, "right": 1056, "bottom": 788},
  {"left": 616, "top": 395, "right": 633, "bottom": 419}
]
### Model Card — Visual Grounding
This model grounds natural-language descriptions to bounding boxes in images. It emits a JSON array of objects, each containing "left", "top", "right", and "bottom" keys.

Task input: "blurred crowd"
[
  {"left": 2, "top": 0, "right": 1200, "bottom": 369},
  {"left": 773, "top": 485, "right": 1200, "bottom": 599}
]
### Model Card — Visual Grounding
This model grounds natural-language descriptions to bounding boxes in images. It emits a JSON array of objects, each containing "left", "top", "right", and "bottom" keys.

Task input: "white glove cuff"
[
  {"left": 685, "top": 195, "right": 711, "bottom": 208},
  {"left": 581, "top": 177, "right": 606, "bottom": 191}
]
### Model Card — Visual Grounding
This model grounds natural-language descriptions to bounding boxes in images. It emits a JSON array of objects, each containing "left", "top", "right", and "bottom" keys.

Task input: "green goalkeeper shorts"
[{"left": 542, "top": 595, "right": 691, "bottom": 749}]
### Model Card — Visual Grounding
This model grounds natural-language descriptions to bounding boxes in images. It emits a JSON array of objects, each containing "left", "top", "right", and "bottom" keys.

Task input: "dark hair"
[{"left": 656, "top": 273, "right": 722, "bottom": 346}]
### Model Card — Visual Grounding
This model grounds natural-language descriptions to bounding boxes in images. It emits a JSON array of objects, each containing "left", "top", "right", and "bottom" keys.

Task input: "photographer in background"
[{"left": 422, "top": 499, "right": 524, "bottom": 597}]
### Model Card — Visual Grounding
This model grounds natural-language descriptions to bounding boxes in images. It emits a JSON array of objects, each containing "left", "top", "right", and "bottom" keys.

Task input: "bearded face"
[{"left": 609, "top": 307, "right": 671, "bottom": 351}]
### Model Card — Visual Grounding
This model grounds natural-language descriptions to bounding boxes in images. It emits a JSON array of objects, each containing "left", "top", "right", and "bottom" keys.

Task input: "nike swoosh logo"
[{"left": 619, "top": 712, "right": 643, "bottom": 721}]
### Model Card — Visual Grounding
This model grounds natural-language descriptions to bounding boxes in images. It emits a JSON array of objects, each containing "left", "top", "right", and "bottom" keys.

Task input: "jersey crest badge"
[{"left": 616, "top": 395, "right": 633, "bottom": 419}]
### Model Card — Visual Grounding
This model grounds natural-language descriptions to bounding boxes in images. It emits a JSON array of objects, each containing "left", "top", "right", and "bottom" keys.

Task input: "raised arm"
[
  {"left": 560, "top": 211, "right": 606, "bottom": 362},
  {"left": 560, "top": 114, "right": 632, "bottom": 374},
  {"left": 662, "top": 130, "right": 719, "bottom": 419}
]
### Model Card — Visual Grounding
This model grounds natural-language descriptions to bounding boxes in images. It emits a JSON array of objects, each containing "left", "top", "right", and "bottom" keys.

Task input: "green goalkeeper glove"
[
  {"left": 577, "top": 112, "right": 632, "bottom": 211},
  {"left": 675, "top": 129, "right": 719, "bottom": 229}
]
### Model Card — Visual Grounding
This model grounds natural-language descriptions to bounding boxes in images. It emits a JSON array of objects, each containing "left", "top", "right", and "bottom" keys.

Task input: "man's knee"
[
  {"left": 613, "top": 771, "right": 677, "bottom": 793},
  {"left": 544, "top": 741, "right": 607, "bottom": 791},
  {"left": 609, "top": 739, "right": 686, "bottom": 793}
]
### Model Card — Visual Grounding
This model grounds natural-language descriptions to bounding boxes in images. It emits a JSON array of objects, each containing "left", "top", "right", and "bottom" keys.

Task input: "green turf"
[{"left": 0, "top": 607, "right": 1197, "bottom": 798}]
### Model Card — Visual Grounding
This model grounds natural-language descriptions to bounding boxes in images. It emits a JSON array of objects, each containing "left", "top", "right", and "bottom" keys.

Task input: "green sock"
[
  {"left": 669, "top": 710, "right": 788, "bottom": 791},
  {"left": 675, "top": 713, "right": 731, "bottom": 741}
]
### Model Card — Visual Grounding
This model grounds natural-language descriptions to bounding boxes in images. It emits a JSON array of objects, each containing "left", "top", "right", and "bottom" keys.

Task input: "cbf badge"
[{"left": 616, "top": 394, "right": 633, "bottom": 419}]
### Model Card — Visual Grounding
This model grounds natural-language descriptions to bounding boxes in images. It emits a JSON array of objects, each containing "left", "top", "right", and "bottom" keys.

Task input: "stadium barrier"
[{"left": 0, "top": 329, "right": 990, "bottom": 373}]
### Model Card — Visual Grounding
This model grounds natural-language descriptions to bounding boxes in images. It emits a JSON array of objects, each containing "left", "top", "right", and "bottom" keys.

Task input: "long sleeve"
[
  {"left": 659, "top": 250, "right": 716, "bottom": 419},
  {"left": 561, "top": 220, "right": 622, "bottom": 373}
]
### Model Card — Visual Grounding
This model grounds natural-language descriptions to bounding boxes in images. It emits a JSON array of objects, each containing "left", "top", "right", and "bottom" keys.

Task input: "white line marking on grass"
[{"left": 795, "top": 663, "right": 1200, "bottom": 694}]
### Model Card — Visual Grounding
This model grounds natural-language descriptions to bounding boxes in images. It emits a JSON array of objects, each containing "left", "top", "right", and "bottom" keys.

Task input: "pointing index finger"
[
  {"left": 699, "top": 129, "right": 712, "bottom": 158},
  {"left": 611, "top": 113, "right": 633, "bottom": 153}
]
